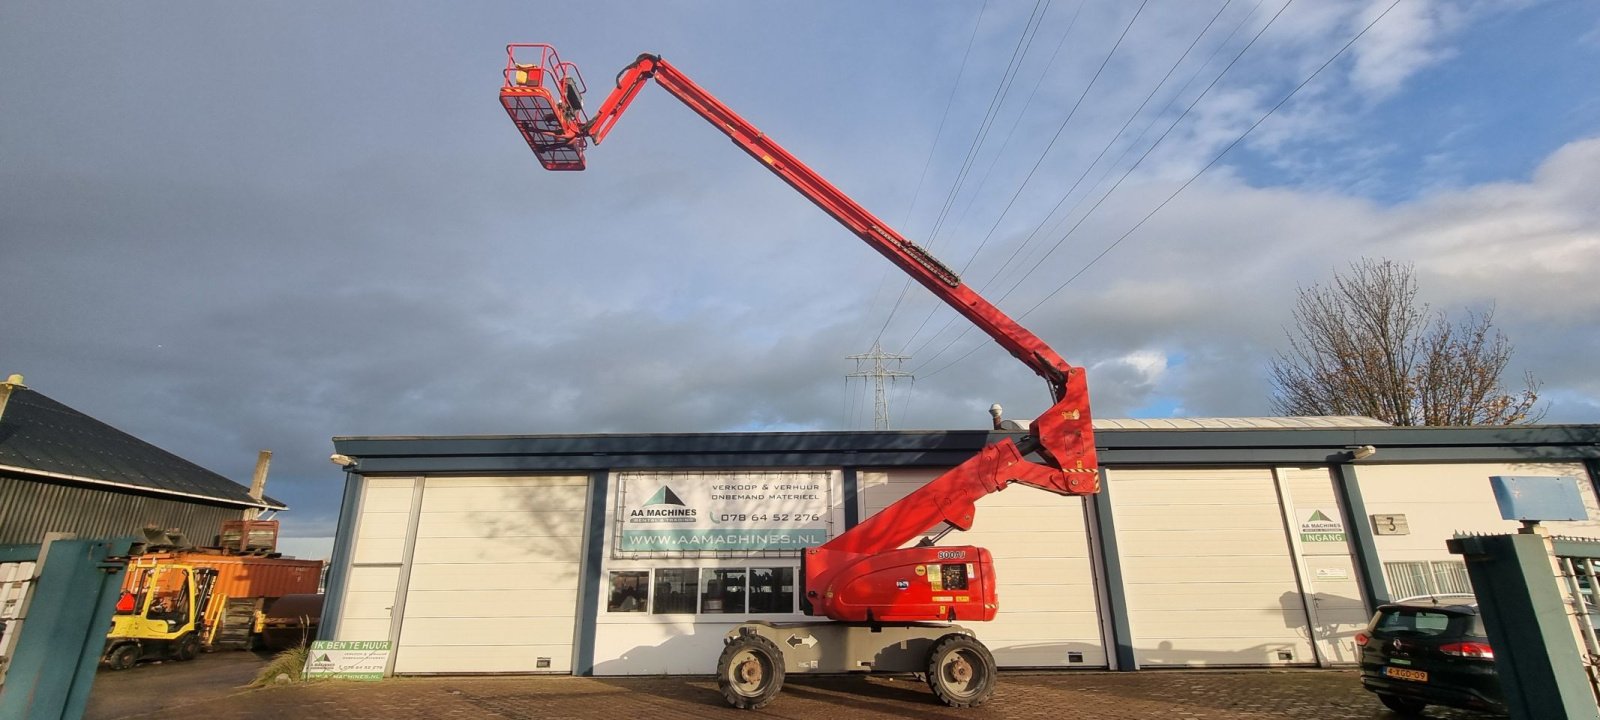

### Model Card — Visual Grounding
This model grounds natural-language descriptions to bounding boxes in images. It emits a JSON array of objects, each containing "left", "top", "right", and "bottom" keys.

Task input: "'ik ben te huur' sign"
[{"left": 304, "top": 640, "right": 390, "bottom": 680}]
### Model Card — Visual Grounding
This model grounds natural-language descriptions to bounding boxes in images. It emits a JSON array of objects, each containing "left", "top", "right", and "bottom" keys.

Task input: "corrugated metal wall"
[{"left": 0, "top": 473, "right": 243, "bottom": 545}]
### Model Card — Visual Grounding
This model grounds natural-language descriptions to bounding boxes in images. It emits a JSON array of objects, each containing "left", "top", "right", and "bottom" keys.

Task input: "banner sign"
[
  {"left": 1299, "top": 509, "right": 1347, "bottom": 543},
  {"left": 304, "top": 640, "right": 390, "bottom": 680},
  {"left": 618, "top": 471, "right": 832, "bottom": 554}
]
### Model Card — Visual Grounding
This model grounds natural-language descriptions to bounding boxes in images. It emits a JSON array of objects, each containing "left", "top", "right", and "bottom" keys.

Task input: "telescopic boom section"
[{"left": 501, "top": 48, "right": 1100, "bottom": 623}]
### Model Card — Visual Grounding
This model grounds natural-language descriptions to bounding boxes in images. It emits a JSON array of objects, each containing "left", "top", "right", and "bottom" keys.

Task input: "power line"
[
  {"left": 906, "top": 0, "right": 1224, "bottom": 366},
  {"left": 894, "top": 0, "right": 1091, "bottom": 358},
  {"left": 912, "top": 0, "right": 1264, "bottom": 375},
  {"left": 995, "top": 0, "right": 1298, "bottom": 306},
  {"left": 979, "top": 0, "right": 1241, "bottom": 300},
  {"left": 918, "top": 0, "right": 1302, "bottom": 379},
  {"left": 921, "top": 0, "right": 1405, "bottom": 380},
  {"left": 872, "top": 0, "right": 1052, "bottom": 346},
  {"left": 914, "top": 0, "right": 1297, "bottom": 377},
  {"left": 1021, "top": 0, "right": 1407, "bottom": 318},
  {"left": 857, "top": 0, "right": 992, "bottom": 357}
]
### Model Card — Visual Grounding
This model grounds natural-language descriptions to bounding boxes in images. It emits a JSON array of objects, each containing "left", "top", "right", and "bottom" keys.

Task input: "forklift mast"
[{"left": 500, "top": 45, "right": 1099, "bottom": 625}]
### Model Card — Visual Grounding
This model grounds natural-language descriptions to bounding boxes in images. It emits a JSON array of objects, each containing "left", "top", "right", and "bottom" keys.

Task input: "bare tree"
[{"left": 1269, "top": 259, "right": 1541, "bottom": 426}]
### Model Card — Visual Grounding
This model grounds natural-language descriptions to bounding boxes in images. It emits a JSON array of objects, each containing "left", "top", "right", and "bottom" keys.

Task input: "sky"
[{"left": 4, "top": 1, "right": 1598, "bottom": 555}]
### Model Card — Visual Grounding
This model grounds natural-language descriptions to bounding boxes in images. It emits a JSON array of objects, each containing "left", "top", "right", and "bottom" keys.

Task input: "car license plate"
[{"left": 1384, "top": 666, "right": 1429, "bottom": 682}]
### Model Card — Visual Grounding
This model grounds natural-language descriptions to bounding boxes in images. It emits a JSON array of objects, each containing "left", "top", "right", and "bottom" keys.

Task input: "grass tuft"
[{"left": 251, "top": 646, "right": 310, "bottom": 687}]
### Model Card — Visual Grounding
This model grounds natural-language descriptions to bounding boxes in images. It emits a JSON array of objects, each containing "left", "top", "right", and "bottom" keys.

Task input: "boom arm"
[
  {"left": 501, "top": 47, "right": 1099, "bottom": 622},
  {"left": 590, "top": 55, "right": 1076, "bottom": 397}
]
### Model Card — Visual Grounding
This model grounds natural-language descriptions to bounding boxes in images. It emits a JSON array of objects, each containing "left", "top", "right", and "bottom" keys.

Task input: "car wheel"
[
  {"left": 716, "top": 634, "right": 785, "bottom": 709},
  {"left": 1378, "top": 693, "right": 1427, "bottom": 715},
  {"left": 925, "top": 634, "right": 997, "bottom": 708},
  {"left": 104, "top": 643, "right": 140, "bottom": 671}
]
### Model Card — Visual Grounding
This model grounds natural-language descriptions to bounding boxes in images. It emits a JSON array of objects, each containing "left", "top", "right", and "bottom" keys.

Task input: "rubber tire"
[
  {"left": 716, "top": 634, "right": 785, "bottom": 710},
  {"left": 104, "top": 644, "right": 140, "bottom": 671},
  {"left": 1377, "top": 693, "right": 1427, "bottom": 716},
  {"left": 925, "top": 634, "right": 997, "bottom": 708},
  {"left": 175, "top": 632, "right": 201, "bottom": 661}
]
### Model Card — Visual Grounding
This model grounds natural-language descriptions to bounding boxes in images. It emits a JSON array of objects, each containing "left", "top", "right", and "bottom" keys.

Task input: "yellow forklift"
[{"left": 101, "top": 562, "right": 218, "bottom": 670}]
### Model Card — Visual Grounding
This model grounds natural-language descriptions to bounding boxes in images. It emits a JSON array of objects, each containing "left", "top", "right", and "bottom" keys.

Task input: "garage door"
[
  {"left": 338, "top": 477, "right": 416, "bottom": 643},
  {"left": 392, "top": 475, "right": 589, "bottom": 674},
  {"left": 861, "top": 469, "right": 1105, "bottom": 668},
  {"left": 1109, "top": 468, "right": 1313, "bottom": 667}
]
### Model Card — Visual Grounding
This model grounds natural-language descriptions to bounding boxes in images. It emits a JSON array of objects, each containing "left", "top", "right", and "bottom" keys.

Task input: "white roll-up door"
[
  {"left": 861, "top": 469, "right": 1105, "bottom": 668},
  {"left": 391, "top": 475, "right": 589, "bottom": 674},
  {"left": 1109, "top": 468, "right": 1313, "bottom": 667},
  {"left": 337, "top": 477, "right": 417, "bottom": 643}
]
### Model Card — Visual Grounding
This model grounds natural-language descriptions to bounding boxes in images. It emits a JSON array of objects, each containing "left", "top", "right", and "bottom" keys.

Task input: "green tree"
[{"left": 1269, "top": 258, "right": 1541, "bottom": 426}]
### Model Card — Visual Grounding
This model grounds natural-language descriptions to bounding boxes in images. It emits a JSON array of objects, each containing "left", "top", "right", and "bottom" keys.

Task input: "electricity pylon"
[{"left": 848, "top": 342, "right": 913, "bottom": 430}]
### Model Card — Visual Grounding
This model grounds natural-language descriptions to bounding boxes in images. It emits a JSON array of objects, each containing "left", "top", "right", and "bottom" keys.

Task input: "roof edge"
[{"left": 0, "top": 463, "right": 286, "bottom": 510}]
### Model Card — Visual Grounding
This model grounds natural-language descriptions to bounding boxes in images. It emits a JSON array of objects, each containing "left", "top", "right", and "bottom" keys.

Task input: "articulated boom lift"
[{"left": 501, "top": 45, "right": 1099, "bottom": 709}]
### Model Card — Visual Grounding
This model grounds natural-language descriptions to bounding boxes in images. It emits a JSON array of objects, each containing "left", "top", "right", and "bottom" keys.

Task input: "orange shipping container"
[{"left": 123, "top": 552, "right": 322, "bottom": 600}]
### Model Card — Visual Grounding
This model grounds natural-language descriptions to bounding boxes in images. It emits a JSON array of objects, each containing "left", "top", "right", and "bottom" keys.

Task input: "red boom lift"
[{"left": 500, "top": 45, "right": 1100, "bottom": 708}]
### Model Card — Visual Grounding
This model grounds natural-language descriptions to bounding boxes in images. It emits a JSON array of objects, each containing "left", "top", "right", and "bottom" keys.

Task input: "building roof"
[
  {"left": 1092, "top": 416, "right": 1391, "bottom": 430},
  {"left": 0, "top": 384, "right": 283, "bottom": 509}
]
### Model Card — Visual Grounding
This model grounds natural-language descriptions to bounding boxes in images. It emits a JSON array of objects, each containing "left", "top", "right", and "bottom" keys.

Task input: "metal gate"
[
  {"left": 0, "top": 536, "right": 133, "bottom": 720},
  {"left": 1448, "top": 531, "right": 1600, "bottom": 720},
  {"left": 1555, "top": 539, "right": 1600, "bottom": 705},
  {"left": 0, "top": 559, "right": 38, "bottom": 685}
]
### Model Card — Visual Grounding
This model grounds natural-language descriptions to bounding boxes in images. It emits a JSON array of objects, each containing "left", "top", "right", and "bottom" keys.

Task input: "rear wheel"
[
  {"left": 175, "top": 632, "right": 201, "bottom": 661},
  {"left": 104, "top": 643, "right": 140, "bottom": 671},
  {"left": 716, "top": 634, "right": 785, "bottom": 709},
  {"left": 925, "top": 634, "right": 997, "bottom": 707},
  {"left": 1377, "top": 693, "right": 1427, "bottom": 716}
]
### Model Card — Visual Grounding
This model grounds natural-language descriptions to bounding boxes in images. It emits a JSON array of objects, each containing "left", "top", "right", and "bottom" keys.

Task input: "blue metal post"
[
  {"left": 316, "top": 471, "right": 364, "bottom": 641},
  {"left": 0, "top": 537, "right": 133, "bottom": 720},
  {"left": 1333, "top": 463, "right": 1388, "bottom": 609},
  {"left": 1090, "top": 469, "right": 1137, "bottom": 670},
  {"left": 574, "top": 470, "right": 609, "bottom": 676},
  {"left": 1449, "top": 532, "right": 1599, "bottom": 720}
]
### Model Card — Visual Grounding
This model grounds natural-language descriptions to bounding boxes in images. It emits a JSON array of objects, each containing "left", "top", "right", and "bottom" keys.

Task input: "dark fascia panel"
[
  {"left": 333, "top": 425, "right": 1600, "bottom": 475},
  {"left": 332, "top": 430, "right": 1000, "bottom": 457}
]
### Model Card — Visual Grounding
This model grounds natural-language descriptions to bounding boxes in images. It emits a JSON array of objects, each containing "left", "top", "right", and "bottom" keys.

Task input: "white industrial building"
[{"left": 319, "top": 418, "right": 1600, "bottom": 676}]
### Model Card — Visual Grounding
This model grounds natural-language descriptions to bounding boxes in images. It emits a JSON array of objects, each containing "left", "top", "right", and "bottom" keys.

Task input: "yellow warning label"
[{"left": 914, "top": 565, "right": 926, "bottom": 577}]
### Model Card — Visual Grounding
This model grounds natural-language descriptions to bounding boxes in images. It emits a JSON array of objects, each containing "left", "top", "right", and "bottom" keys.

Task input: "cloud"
[
  {"left": 1, "top": 0, "right": 1594, "bottom": 540},
  {"left": 1346, "top": 0, "right": 1462, "bottom": 98}
]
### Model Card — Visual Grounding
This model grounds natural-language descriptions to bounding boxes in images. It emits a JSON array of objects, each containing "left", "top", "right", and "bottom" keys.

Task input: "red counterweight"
[{"left": 820, "top": 546, "right": 998, "bottom": 623}]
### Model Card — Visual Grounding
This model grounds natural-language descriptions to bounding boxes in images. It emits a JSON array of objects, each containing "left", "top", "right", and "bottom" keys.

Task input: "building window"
[
  {"left": 608, "top": 571, "right": 649, "bottom": 613},
  {"left": 701, "top": 569, "right": 747, "bottom": 614},
  {"left": 619, "top": 566, "right": 799, "bottom": 615},
  {"left": 1384, "top": 560, "right": 1472, "bottom": 599},
  {"left": 749, "top": 567, "right": 794, "bottom": 613},
  {"left": 652, "top": 568, "right": 699, "bottom": 614}
]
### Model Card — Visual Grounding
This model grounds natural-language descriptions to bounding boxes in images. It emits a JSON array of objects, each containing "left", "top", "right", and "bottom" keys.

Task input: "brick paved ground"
[{"left": 89, "top": 655, "right": 1499, "bottom": 720}]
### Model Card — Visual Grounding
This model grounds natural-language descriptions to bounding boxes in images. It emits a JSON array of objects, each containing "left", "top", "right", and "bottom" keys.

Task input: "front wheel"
[
  {"left": 175, "top": 632, "right": 201, "bottom": 661},
  {"left": 716, "top": 633, "right": 785, "bottom": 710},
  {"left": 926, "top": 634, "right": 997, "bottom": 707},
  {"left": 104, "top": 643, "right": 140, "bottom": 671}
]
